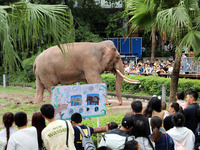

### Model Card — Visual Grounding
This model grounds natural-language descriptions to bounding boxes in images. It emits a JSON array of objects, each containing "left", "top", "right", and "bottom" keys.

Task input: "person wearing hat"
[{"left": 98, "top": 116, "right": 136, "bottom": 150}]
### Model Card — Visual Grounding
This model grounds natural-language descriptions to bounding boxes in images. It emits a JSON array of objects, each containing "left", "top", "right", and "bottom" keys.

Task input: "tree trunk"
[
  {"left": 169, "top": 50, "right": 182, "bottom": 102},
  {"left": 151, "top": 27, "right": 156, "bottom": 63}
]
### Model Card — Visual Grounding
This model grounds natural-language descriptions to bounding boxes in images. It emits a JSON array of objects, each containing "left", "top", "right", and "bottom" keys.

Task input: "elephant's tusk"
[
  {"left": 123, "top": 78, "right": 140, "bottom": 84},
  {"left": 116, "top": 69, "right": 140, "bottom": 84}
]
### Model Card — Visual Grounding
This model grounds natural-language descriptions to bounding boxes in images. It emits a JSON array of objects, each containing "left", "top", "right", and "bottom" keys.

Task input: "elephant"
[
  {"left": 86, "top": 96, "right": 100, "bottom": 105},
  {"left": 33, "top": 40, "right": 139, "bottom": 105}
]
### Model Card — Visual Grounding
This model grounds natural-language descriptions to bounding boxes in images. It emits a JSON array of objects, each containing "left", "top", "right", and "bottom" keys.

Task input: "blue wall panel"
[
  {"left": 131, "top": 38, "right": 142, "bottom": 58},
  {"left": 108, "top": 38, "right": 119, "bottom": 51}
]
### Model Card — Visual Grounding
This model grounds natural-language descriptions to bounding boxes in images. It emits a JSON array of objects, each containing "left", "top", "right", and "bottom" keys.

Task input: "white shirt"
[
  {"left": 7, "top": 127, "right": 38, "bottom": 150},
  {"left": 42, "top": 120, "right": 75, "bottom": 150},
  {"left": 0, "top": 127, "right": 17, "bottom": 150},
  {"left": 167, "top": 127, "right": 195, "bottom": 150},
  {"left": 0, "top": 127, "right": 17, "bottom": 138},
  {"left": 135, "top": 137, "right": 155, "bottom": 150}
]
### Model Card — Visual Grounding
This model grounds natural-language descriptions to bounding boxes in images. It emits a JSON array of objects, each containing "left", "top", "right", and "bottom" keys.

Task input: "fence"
[{"left": 180, "top": 57, "right": 200, "bottom": 74}]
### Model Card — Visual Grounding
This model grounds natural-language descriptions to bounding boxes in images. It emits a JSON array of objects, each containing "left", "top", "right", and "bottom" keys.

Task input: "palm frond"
[
  {"left": 0, "top": 2, "right": 74, "bottom": 72},
  {"left": 179, "top": 30, "right": 200, "bottom": 57}
]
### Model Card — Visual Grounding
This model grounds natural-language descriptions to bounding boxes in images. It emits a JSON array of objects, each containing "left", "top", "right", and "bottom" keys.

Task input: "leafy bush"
[
  {"left": 102, "top": 74, "right": 200, "bottom": 97},
  {"left": 22, "top": 54, "right": 39, "bottom": 82}
]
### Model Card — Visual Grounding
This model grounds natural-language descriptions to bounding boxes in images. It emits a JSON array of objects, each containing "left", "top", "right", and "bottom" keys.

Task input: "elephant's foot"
[
  {"left": 118, "top": 99, "right": 122, "bottom": 105},
  {"left": 34, "top": 99, "right": 45, "bottom": 105}
]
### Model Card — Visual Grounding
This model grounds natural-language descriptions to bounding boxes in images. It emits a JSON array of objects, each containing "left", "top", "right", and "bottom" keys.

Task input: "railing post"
[
  {"left": 162, "top": 84, "right": 166, "bottom": 102},
  {"left": 3, "top": 74, "right": 6, "bottom": 88}
]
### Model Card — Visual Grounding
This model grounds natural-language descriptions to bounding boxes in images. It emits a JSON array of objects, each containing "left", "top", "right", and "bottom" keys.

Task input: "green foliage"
[
  {"left": 22, "top": 53, "right": 40, "bottom": 82},
  {"left": 102, "top": 74, "right": 200, "bottom": 97},
  {"left": 145, "top": 49, "right": 171, "bottom": 57},
  {"left": 75, "top": 26, "right": 102, "bottom": 42},
  {"left": 105, "top": 11, "right": 126, "bottom": 38}
]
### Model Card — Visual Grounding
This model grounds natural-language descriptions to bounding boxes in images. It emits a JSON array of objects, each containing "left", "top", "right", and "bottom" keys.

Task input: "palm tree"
[
  {"left": 125, "top": 0, "right": 200, "bottom": 102},
  {"left": 125, "top": 0, "right": 161, "bottom": 62},
  {"left": 0, "top": 1, "right": 74, "bottom": 73}
]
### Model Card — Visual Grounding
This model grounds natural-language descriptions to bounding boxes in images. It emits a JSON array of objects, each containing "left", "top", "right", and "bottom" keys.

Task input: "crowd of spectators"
[
  {"left": 123, "top": 59, "right": 174, "bottom": 77},
  {"left": 0, "top": 90, "right": 199, "bottom": 150}
]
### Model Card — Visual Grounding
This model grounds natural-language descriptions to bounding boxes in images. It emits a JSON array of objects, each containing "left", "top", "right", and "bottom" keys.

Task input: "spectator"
[
  {"left": 0, "top": 112, "right": 17, "bottom": 150},
  {"left": 106, "top": 122, "right": 118, "bottom": 131},
  {"left": 7, "top": 111, "right": 38, "bottom": 150},
  {"left": 98, "top": 116, "right": 135, "bottom": 150},
  {"left": 123, "top": 139, "right": 141, "bottom": 150},
  {"left": 32, "top": 112, "right": 46, "bottom": 150},
  {"left": 138, "top": 64, "right": 144, "bottom": 74},
  {"left": 149, "top": 116, "right": 174, "bottom": 150},
  {"left": 124, "top": 110, "right": 134, "bottom": 117},
  {"left": 176, "top": 91, "right": 187, "bottom": 110},
  {"left": 144, "top": 96, "right": 164, "bottom": 120},
  {"left": 161, "top": 101, "right": 169, "bottom": 119},
  {"left": 164, "top": 102, "right": 180, "bottom": 131},
  {"left": 167, "top": 64, "right": 173, "bottom": 74},
  {"left": 146, "top": 64, "right": 153, "bottom": 74},
  {"left": 40, "top": 104, "right": 75, "bottom": 150},
  {"left": 154, "top": 59, "right": 159, "bottom": 67},
  {"left": 167, "top": 113, "right": 195, "bottom": 150},
  {"left": 160, "top": 63, "right": 168, "bottom": 73},
  {"left": 129, "top": 100, "right": 150, "bottom": 137},
  {"left": 124, "top": 64, "right": 130, "bottom": 74},
  {"left": 71, "top": 112, "right": 94, "bottom": 150},
  {"left": 184, "top": 90, "right": 199, "bottom": 133},
  {"left": 134, "top": 120, "right": 155, "bottom": 150}
]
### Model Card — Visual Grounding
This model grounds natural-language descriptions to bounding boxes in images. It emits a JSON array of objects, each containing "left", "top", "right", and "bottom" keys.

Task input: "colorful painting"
[{"left": 52, "top": 83, "right": 107, "bottom": 120}]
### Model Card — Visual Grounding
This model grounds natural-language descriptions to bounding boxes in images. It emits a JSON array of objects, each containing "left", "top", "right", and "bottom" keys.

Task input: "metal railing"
[{"left": 180, "top": 57, "right": 200, "bottom": 74}]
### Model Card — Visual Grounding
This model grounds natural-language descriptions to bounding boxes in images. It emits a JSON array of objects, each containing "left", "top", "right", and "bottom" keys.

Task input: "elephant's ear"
[{"left": 102, "top": 47, "right": 116, "bottom": 65}]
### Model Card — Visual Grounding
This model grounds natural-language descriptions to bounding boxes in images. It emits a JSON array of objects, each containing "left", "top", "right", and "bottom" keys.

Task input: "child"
[
  {"left": 162, "top": 101, "right": 169, "bottom": 119},
  {"left": 71, "top": 113, "right": 94, "bottom": 150}
]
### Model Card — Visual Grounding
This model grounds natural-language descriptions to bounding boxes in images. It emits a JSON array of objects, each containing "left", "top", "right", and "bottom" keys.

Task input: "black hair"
[
  {"left": 3, "top": 112, "right": 14, "bottom": 150},
  {"left": 187, "top": 90, "right": 198, "bottom": 101},
  {"left": 71, "top": 112, "right": 82, "bottom": 123},
  {"left": 172, "top": 112, "right": 185, "bottom": 127},
  {"left": 40, "top": 104, "right": 55, "bottom": 119},
  {"left": 14, "top": 112, "right": 27, "bottom": 127},
  {"left": 131, "top": 100, "right": 142, "bottom": 113},
  {"left": 151, "top": 116, "right": 162, "bottom": 143},
  {"left": 144, "top": 97, "right": 161, "bottom": 118},
  {"left": 176, "top": 91, "right": 185, "bottom": 100},
  {"left": 123, "top": 139, "right": 138, "bottom": 150},
  {"left": 170, "top": 102, "right": 180, "bottom": 113},
  {"left": 108, "top": 122, "right": 118, "bottom": 130},
  {"left": 32, "top": 112, "right": 46, "bottom": 149},
  {"left": 134, "top": 120, "right": 155, "bottom": 150},
  {"left": 97, "top": 146, "right": 112, "bottom": 150}
]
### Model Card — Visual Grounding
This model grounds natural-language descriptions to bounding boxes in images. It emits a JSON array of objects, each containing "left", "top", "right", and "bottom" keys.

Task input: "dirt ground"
[{"left": 106, "top": 98, "right": 148, "bottom": 115}]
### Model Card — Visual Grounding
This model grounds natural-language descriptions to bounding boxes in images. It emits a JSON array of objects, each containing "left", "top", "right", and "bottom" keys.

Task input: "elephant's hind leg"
[{"left": 34, "top": 76, "right": 45, "bottom": 105}]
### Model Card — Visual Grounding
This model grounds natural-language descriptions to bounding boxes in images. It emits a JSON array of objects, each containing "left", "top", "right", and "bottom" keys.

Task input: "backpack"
[
  {"left": 173, "top": 131, "right": 191, "bottom": 150},
  {"left": 76, "top": 126, "right": 96, "bottom": 150}
]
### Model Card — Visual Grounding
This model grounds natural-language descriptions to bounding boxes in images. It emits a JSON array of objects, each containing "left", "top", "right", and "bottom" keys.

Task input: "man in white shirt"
[
  {"left": 40, "top": 104, "right": 76, "bottom": 150},
  {"left": 7, "top": 112, "right": 38, "bottom": 150}
]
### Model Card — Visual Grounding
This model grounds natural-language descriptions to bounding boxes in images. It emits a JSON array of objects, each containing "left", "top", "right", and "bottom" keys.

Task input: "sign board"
[{"left": 52, "top": 83, "right": 107, "bottom": 120}]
